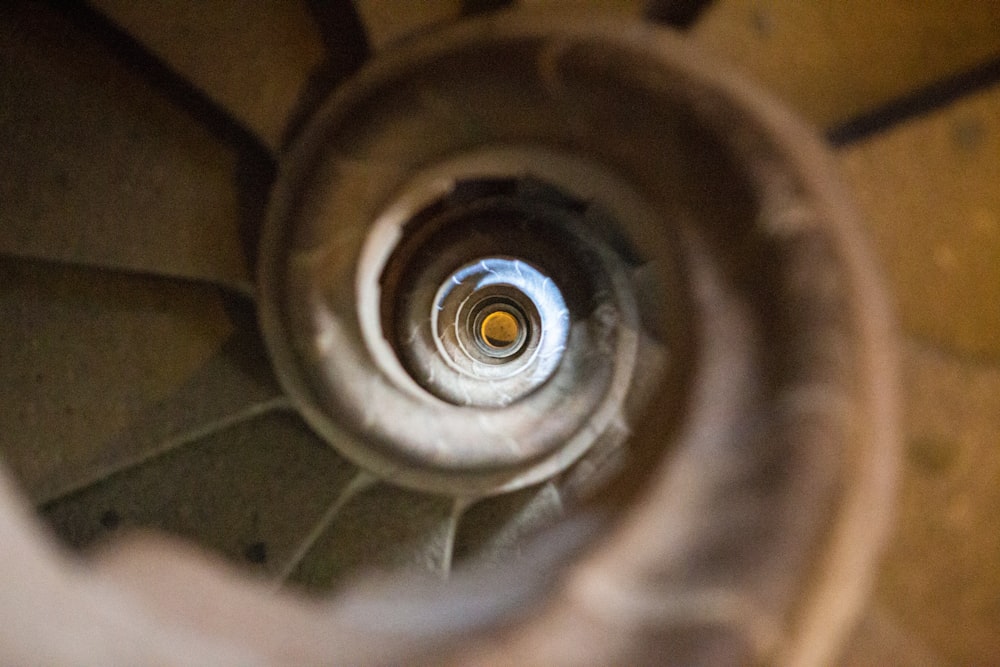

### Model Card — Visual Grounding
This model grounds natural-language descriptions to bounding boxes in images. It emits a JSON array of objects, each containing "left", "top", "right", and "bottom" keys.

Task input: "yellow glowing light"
[{"left": 480, "top": 310, "right": 520, "bottom": 349}]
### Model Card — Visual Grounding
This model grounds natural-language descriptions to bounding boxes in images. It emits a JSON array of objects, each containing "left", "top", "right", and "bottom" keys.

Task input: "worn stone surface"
[
  {"left": 840, "top": 84, "right": 1000, "bottom": 358},
  {"left": 289, "top": 483, "right": 455, "bottom": 590},
  {"left": 91, "top": 0, "right": 324, "bottom": 151},
  {"left": 0, "top": 1, "right": 252, "bottom": 292},
  {"left": 354, "top": 0, "right": 464, "bottom": 50},
  {"left": 872, "top": 342, "right": 1000, "bottom": 664},
  {"left": 693, "top": 0, "right": 1000, "bottom": 128},
  {"left": 0, "top": 260, "right": 233, "bottom": 503},
  {"left": 43, "top": 411, "right": 358, "bottom": 581}
]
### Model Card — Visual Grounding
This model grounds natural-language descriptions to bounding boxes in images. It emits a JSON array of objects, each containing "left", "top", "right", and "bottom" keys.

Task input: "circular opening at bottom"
[
  {"left": 480, "top": 311, "right": 520, "bottom": 349},
  {"left": 471, "top": 299, "right": 529, "bottom": 359}
]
